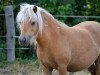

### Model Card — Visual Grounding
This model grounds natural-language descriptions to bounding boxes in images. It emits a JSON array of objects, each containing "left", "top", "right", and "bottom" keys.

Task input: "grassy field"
[
  {"left": 0, "top": 59, "right": 39, "bottom": 75},
  {"left": 0, "top": 59, "right": 90, "bottom": 75}
]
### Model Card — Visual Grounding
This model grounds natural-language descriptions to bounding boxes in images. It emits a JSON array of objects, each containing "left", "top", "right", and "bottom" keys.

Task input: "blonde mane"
[{"left": 16, "top": 3, "right": 54, "bottom": 33}]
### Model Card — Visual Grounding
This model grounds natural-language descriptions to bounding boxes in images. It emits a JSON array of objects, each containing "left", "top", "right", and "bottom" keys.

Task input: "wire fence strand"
[
  {"left": 0, "top": 48, "right": 31, "bottom": 50},
  {"left": 0, "top": 13, "right": 100, "bottom": 18},
  {"left": 54, "top": 15, "right": 100, "bottom": 18},
  {"left": 0, "top": 36, "right": 19, "bottom": 38},
  {"left": 0, "top": 14, "right": 12, "bottom": 16}
]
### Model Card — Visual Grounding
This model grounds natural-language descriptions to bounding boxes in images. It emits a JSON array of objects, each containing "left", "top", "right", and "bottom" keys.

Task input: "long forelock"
[
  {"left": 17, "top": 4, "right": 37, "bottom": 24},
  {"left": 16, "top": 3, "right": 54, "bottom": 34}
]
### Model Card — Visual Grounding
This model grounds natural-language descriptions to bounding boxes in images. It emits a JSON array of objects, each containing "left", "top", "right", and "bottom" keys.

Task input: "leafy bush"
[{"left": 0, "top": 40, "right": 6, "bottom": 61}]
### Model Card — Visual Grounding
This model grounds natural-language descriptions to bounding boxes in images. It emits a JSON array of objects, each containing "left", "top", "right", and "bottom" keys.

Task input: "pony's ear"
[{"left": 33, "top": 6, "right": 37, "bottom": 13}]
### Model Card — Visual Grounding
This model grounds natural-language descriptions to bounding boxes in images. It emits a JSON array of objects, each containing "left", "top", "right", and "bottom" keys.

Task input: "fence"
[{"left": 0, "top": 5, "right": 100, "bottom": 62}]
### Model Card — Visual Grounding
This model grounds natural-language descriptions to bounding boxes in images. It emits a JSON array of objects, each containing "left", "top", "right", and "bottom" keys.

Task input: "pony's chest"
[{"left": 37, "top": 48, "right": 57, "bottom": 69}]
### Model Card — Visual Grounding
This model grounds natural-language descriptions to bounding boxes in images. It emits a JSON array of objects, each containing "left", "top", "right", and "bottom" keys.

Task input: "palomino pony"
[{"left": 16, "top": 3, "right": 100, "bottom": 75}]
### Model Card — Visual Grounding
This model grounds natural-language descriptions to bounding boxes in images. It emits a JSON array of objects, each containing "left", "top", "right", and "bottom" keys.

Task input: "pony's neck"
[{"left": 36, "top": 12, "right": 69, "bottom": 48}]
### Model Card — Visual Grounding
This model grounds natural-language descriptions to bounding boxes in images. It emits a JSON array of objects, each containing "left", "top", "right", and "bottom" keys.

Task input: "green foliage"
[
  {"left": 75, "top": 0, "right": 100, "bottom": 16},
  {"left": 0, "top": 0, "right": 100, "bottom": 61},
  {"left": 0, "top": 40, "right": 6, "bottom": 61}
]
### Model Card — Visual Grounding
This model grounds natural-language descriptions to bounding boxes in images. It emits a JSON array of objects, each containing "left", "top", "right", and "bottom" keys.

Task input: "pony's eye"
[{"left": 31, "top": 22, "right": 35, "bottom": 26}]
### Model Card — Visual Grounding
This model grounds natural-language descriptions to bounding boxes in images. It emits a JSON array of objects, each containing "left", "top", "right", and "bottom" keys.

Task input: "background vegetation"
[{"left": 0, "top": 0, "right": 100, "bottom": 61}]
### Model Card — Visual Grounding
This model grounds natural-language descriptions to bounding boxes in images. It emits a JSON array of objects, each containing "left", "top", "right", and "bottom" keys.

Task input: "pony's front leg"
[
  {"left": 43, "top": 66, "right": 53, "bottom": 75},
  {"left": 95, "top": 55, "right": 100, "bottom": 75},
  {"left": 58, "top": 65, "right": 67, "bottom": 75}
]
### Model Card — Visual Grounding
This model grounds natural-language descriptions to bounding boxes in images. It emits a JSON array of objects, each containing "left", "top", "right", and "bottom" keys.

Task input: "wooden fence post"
[{"left": 4, "top": 5, "right": 15, "bottom": 62}]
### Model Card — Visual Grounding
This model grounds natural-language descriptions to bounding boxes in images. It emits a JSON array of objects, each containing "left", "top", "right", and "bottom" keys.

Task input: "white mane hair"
[{"left": 16, "top": 3, "right": 54, "bottom": 34}]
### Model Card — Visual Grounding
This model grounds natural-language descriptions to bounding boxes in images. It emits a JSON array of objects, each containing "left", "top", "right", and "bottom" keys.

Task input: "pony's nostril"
[
  {"left": 23, "top": 38, "right": 26, "bottom": 43},
  {"left": 19, "top": 37, "right": 26, "bottom": 44}
]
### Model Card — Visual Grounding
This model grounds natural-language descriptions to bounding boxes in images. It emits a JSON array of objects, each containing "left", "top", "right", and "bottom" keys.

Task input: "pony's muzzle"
[{"left": 19, "top": 36, "right": 30, "bottom": 46}]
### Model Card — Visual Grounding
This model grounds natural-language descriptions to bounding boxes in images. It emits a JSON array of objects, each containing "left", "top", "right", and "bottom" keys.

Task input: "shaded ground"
[{"left": 0, "top": 59, "right": 90, "bottom": 75}]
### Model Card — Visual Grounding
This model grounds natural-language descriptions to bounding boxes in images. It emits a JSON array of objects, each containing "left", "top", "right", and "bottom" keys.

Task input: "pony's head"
[{"left": 16, "top": 3, "right": 43, "bottom": 46}]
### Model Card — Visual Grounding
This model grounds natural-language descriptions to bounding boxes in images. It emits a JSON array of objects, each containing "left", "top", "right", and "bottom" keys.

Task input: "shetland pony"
[{"left": 16, "top": 3, "right": 100, "bottom": 75}]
